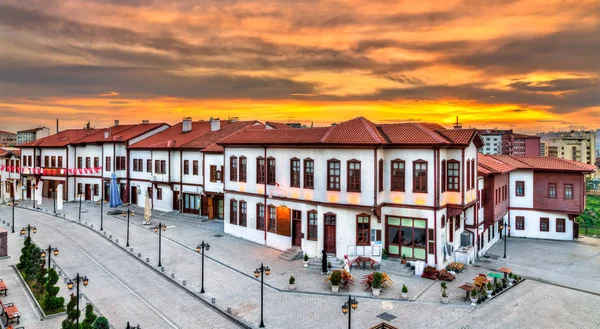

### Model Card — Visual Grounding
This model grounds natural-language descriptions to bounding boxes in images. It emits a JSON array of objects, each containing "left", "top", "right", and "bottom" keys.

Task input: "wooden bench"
[
  {"left": 0, "top": 279, "right": 8, "bottom": 296},
  {"left": 0, "top": 299, "right": 20, "bottom": 325}
]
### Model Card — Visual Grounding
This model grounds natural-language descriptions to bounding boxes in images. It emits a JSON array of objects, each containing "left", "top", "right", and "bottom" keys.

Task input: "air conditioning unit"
[{"left": 460, "top": 232, "right": 472, "bottom": 247}]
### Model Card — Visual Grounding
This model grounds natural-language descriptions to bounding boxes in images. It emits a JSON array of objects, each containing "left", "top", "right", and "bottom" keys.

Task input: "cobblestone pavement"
[
  {"left": 479, "top": 237, "right": 600, "bottom": 294},
  {"left": 3, "top": 200, "right": 600, "bottom": 328}
]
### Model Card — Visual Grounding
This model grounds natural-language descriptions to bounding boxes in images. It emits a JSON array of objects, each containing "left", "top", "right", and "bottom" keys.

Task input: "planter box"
[{"left": 372, "top": 288, "right": 381, "bottom": 297}]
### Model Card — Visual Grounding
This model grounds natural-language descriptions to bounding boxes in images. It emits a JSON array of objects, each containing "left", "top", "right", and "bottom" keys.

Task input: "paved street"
[{"left": 1, "top": 200, "right": 600, "bottom": 328}]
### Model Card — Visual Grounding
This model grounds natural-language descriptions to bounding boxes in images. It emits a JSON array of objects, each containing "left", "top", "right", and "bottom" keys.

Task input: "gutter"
[
  {"left": 434, "top": 147, "right": 438, "bottom": 266},
  {"left": 263, "top": 145, "right": 267, "bottom": 243}
]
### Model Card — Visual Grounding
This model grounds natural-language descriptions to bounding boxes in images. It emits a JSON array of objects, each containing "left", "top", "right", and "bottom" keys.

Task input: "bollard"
[
  {"left": 64, "top": 278, "right": 68, "bottom": 284},
  {"left": 227, "top": 307, "right": 231, "bottom": 314},
  {"left": 161, "top": 267, "right": 165, "bottom": 272},
  {"left": 146, "top": 257, "right": 149, "bottom": 263},
  {"left": 183, "top": 280, "right": 187, "bottom": 286},
  {"left": 115, "top": 238, "right": 119, "bottom": 244},
  {"left": 53, "top": 264, "right": 57, "bottom": 269},
  {"left": 109, "top": 234, "right": 112, "bottom": 239},
  {"left": 58, "top": 270, "right": 62, "bottom": 276},
  {"left": 104, "top": 231, "right": 107, "bottom": 236},
  {"left": 63, "top": 214, "right": 66, "bottom": 218},
  {"left": 137, "top": 253, "right": 141, "bottom": 257},
  {"left": 91, "top": 224, "right": 94, "bottom": 228},
  {"left": 85, "top": 221, "right": 88, "bottom": 225},
  {"left": 171, "top": 273, "right": 175, "bottom": 279},
  {"left": 130, "top": 248, "right": 133, "bottom": 252},
  {"left": 212, "top": 297, "right": 216, "bottom": 304}
]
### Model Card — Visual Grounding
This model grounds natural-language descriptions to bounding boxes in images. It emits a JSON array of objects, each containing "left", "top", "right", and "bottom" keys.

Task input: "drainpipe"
[
  {"left": 433, "top": 147, "right": 438, "bottom": 267},
  {"left": 507, "top": 172, "right": 511, "bottom": 237},
  {"left": 180, "top": 150, "right": 183, "bottom": 213},
  {"left": 461, "top": 148, "right": 465, "bottom": 205},
  {"left": 202, "top": 152, "right": 206, "bottom": 213},
  {"left": 126, "top": 146, "right": 130, "bottom": 204},
  {"left": 373, "top": 148, "right": 378, "bottom": 215},
  {"left": 73, "top": 146, "right": 77, "bottom": 201},
  {"left": 263, "top": 145, "right": 268, "bottom": 243}
]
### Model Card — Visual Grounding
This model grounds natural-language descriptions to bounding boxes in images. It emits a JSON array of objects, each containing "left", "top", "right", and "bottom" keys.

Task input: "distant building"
[
  {"left": 17, "top": 127, "right": 50, "bottom": 144},
  {"left": 0, "top": 131, "right": 17, "bottom": 147},
  {"left": 477, "top": 129, "right": 540, "bottom": 156},
  {"left": 477, "top": 129, "right": 505, "bottom": 155},
  {"left": 539, "top": 130, "right": 597, "bottom": 178}
]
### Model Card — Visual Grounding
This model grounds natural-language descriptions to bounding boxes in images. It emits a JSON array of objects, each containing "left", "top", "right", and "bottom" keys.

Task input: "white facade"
[
  {"left": 17, "top": 127, "right": 50, "bottom": 144},
  {"left": 479, "top": 133, "right": 502, "bottom": 155}
]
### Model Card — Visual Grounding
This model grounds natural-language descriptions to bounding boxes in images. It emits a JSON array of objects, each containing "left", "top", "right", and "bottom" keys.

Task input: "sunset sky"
[{"left": 0, "top": 0, "right": 598, "bottom": 133}]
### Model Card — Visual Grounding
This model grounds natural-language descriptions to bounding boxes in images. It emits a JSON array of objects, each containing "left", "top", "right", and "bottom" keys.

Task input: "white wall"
[
  {"left": 509, "top": 209, "right": 573, "bottom": 240},
  {"left": 509, "top": 170, "right": 534, "bottom": 208}
]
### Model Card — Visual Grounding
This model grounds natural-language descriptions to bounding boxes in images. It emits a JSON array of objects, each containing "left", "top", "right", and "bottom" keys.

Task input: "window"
[
  {"left": 441, "top": 160, "right": 446, "bottom": 191},
  {"left": 556, "top": 218, "right": 565, "bottom": 233},
  {"left": 548, "top": 183, "right": 557, "bottom": 198},
  {"left": 471, "top": 160, "right": 475, "bottom": 189},
  {"left": 133, "top": 159, "right": 138, "bottom": 172},
  {"left": 36, "top": 156, "right": 41, "bottom": 167},
  {"left": 391, "top": 160, "right": 405, "bottom": 191},
  {"left": 290, "top": 158, "right": 300, "bottom": 187},
  {"left": 446, "top": 160, "right": 459, "bottom": 191},
  {"left": 378, "top": 159, "right": 383, "bottom": 192},
  {"left": 307, "top": 211, "right": 317, "bottom": 240},
  {"left": 239, "top": 157, "right": 247, "bottom": 182},
  {"left": 230, "top": 157, "right": 238, "bottom": 181},
  {"left": 157, "top": 188, "right": 162, "bottom": 200},
  {"left": 488, "top": 227, "right": 491, "bottom": 242},
  {"left": 93, "top": 184, "right": 99, "bottom": 196},
  {"left": 441, "top": 215, "right": 445, "bottom": 228},
  {"left": 106, "top": 157, "right": 111, "bottom": 171},
  {"left": 540, "top": 218, "right": 549, "bottom": 232},
  {"left": 58, "top": 156, "right": 63, "bottom": 168},
  {"left": 77, "top": 157, "right": 82, "bottom": 169},
  {"left": 116, "top": 156, "right": 126, "bottom": 170},
  {"left": 467, "top": 159, "right": 471, "bottom": 190},
  {"left": 357, "top": 214, "right": 370, "bottom": 245},
  {"left": 229, "top": 200, "right": 237, "bottom": 225},
  {"left": 256, "top": 204, "right": 265, "bottom": 230},
  {"left": 256, "top": 157, "right": 265, "bottom": 184},
  {"left": 327, "top": 159, "right": 341, "bottom": 190},
  {"left": 94, "top": 157, "right": 99, "bottom": 168},
  {"left": 564, "top": 184, "right": 573, "bottom": 199},
  {"left": 28, "top": 156, "right": 33, "bottom": 166},
  {"left": 51, "top": 156, "right": 56, "bottom": 168},
  {"left": 413, "top": 161, "right": 427, "bottom": 193},
  {"left": 267, "top": 158, "right": 276, "bottom": 185},
  {"left": 393, "top": 217, "right": 427, "bottom": 260},
  {"left": 516, "top": 216, "right": 524, "bottom": 230},
  {"left": 154, "top": 160, "right": 160, "bottom": 174},
  {"left": 239, "top": 201, "right": 247, "bottom": 227},
  {"left": 428, "top": 229, "right": 435, "bottom": 254},
  {"left": 184, "top": 160, "right": 189, "bottom": 175},
  {"left": 161, "top": 160, "right": 166, "bottom": 174},
  {"left": 347, "top": 160, "right": 361, "bottom": 192},
  {"left": 146, "top": 159, "right": 151, "bottom": 173},
  {"left": 455, "top": 216, "right": 460, "bottom": 231},
  {"left": 44, "top": 156, "right": 49, "bottom": 167},
  {"left": 516, "top": 181, "right": 524, "bottom": 196},
  {"left": 304, "top": 159, "right": 314, "bottom": 189},
  {"left": 77, "top": 183, "right": 83, "bottom": 194},
  {"left": 210, "top": 165, "right": 217, "bottom": 182},
  {"left": 268, "top": 206, "right": 276, "bottom": 232},
  {"left": 191, "top": 160, "right": 198, "bottom": 176}
]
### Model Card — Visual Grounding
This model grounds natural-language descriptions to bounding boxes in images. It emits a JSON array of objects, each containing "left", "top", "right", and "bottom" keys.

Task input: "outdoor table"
[
  {"left": 458, "top": 283, "right": 474, "bottom": 300},
  {"left": 499, "top": 267, "right": 512, "bottom": 280},
  {"left": 488, "top": 272, "right": 503, "bottom": 286},
  {"left": 473, "top": 276, "right": 489, "bottom": 288}
]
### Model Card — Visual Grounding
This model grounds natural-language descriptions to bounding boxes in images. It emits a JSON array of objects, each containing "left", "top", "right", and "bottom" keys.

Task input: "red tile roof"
[
  {"left": 18, "top": 129, "right": 102, "bottom": 147},
  {"left": 506, "top": 133, "right": 541, "bottom": 139},
  {"left": 477, "top": 154, "right": 516, "bottom": 175},
  {"left": 180, "top": 121, "right": 261, "bottom": 151},
  {"left": 490, "top": 155, "right": 596, "bottom": 172},
  {"left": 72, "top": 123, "right": 168, "bottom": 144},
  {"left": 380, "top": 123, "right": 448, "bottom": 145},
  {"left": 438, "top": 129, "right": 480, "bottom": 145},
  {"left": 0, "top": 148, "right": 18, "bottom": 157},
  {"left": 320, "top": 117, "right": 387, "bottom": 144},
  {"left": 265, "top": 122, "right": 294, "bottom": 130},
  {"left": 219, "top": 127, "right": 331, "bottom": 145}
]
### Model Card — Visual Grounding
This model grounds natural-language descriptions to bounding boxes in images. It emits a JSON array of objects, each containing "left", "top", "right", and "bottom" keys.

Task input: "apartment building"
[
  {"left": 0, "top": 131, "right": 17, "bottom": 147},
  {"left": 477, "top": 129, "right": 540, "bottom": 156},
  {"left": 219, "top": 117, "right": 483, "bottom": 270},
  {"left": 17, "top": 127, "right": 51, "bottom": 144},
  {"left": 540, "top": 130, "right": 597, "bottom": 177},
  {"left": 477, "top": 129, "right": 504, "bottom": 155}
]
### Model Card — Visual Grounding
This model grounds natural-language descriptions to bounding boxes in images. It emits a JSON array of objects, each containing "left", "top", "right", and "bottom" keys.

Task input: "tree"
[
  {"left": 43, "top": 268, "right": 65, "bottom": 312},
  {"left": 92, "top": 317, "right": 109, "bottom": 329},
  {"left": 82, "top": 303, "right": 97, "bottom": 329},
  {"left": 62, "top": 294, "right": 79, "bottom": 329},
  {"left": 18, "top": 237, "right": 33, "bottom": 270}
]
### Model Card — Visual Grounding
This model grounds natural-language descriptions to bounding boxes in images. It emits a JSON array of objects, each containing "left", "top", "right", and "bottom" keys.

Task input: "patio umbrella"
[
  {"left": 144, "top": 190, "right": 151, "bottom": 224},
  {"left": 109, "top": 173, "right": 123, "bottom": 208}
]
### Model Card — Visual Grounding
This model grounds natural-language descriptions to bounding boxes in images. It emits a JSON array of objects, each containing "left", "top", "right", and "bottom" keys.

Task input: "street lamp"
[
  {"left": 49, "top": 187, "right": 57, "bottom": 214},
  {"left": 77, "top": 193, "right": 84, "bottom": 220},
  {"left": 500, "top": 221, "right": 511, "bottom": 258},
  {"left": 20, "top": 224, "right": 37, "bottom": 239},
  {"left": 195, "top": 241, "right": 210, "bottom": 293},
  {"left": 67, "top": 273, "right": 89, "bottom": 329},
  {"left": 123, "top": 207, "right": 135, "bottom": 247},
  {"left": 341, "top": 295, "right": 358, "bottom": 329},
  {"left": 32, "top": 184, "right": 36, "bottom": 209},
  {"left": 10, "top": 193, "right": 18, "bottom": 233},
  {"left": 126, "top": 322, "right": 141, "bottom": 329},
  {"left": 40, "top": 245, "right": 59, "bottom": 268},
  {"left": 253, "top": 263, "right": 270, "bottom": 328},
  {"left": 153, "top": 223, "right": 167, "bottom": 267}
]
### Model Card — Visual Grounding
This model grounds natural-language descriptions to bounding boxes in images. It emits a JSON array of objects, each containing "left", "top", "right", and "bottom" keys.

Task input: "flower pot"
[
  {"left": 372, "top": 287, "right": 381, "bottom": 297},
  {"left": 401, "top": 292, "right": 408, "bottom": 300},
  {"left": 289, "top": 284, "right": 296, "bottom": 290},
  {"left": 441, "top": 296, "right": 449, "bottom": 304},
  {"left": 486, "top": 290, "right": 493, "bottom": 298},
  {"left": 331, "top": 285, "right": 339, "bottom": 293},
  {"left": 470, "top": 297, "right": 478, "bottom": 306},
  {"left": 401, "top": 260, "right": 407, "bottom": 264},
  {"left": 303, "top": 261, "right": 309, "bottom": 268},
  {"left": 508, "top": 278, "right": 514, "bottom": 286}
]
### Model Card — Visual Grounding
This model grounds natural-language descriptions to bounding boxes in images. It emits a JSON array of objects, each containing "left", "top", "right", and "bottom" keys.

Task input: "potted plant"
[
  {"left": 508, "top": 273, "right": 514, "bottom": 286},
  {"left": 440, "top": 282, "right": 449, "bottom": 304},
  {"left": 303, "top": 254, "right": 309, "bottom": 267},
  {"left": 289, "top": 276, "right": 296, "bottom": 290},
  {"left": 328, "top": 262, "right": 332, "bottom": 270},
  {"left": 486, "top": 282, "right": 493, "bottom": 298},
  {"left": 502, "top": 278, "right": 508, "bottom": 289},
  {"left": 470, "top": 289, "right": 478, "bottom": 306},
  {"left": 382, "top": 249, "right": 388, "bottom": 260},
  {"left": 401, "top": 254, "right": 407, "bottom": 265},
  {"left": 496, "top": 281, "right": 503, "bottom": 292},
  {"left": 401, "top": 284, "right": 408, "bottom": 299},
  {"left": 371, "top": 272, "right": 383, "bottom": 297},
  {"left": 330, "top": 270, "right": 342, "bottom": 293}
]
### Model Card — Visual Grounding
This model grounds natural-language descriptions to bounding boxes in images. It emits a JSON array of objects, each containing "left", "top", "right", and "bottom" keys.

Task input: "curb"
[{"left": 11, "top": 264, "right": 66, "bottom": 320}]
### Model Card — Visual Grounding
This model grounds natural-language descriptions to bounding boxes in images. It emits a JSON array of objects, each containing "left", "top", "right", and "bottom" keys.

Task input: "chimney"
[
  {"left": 56, "top": 119, "right": 59, "bottom": 134},
  {"left": 104, "top": 130, "right": 109, "bottom": 139},
  {"left": 210, "top": 117, "right": 221, "bottom": 131},
  {"left": 142, "top": 120, "right": 149, "bottom": 124},
  {"left": 453, "top": 116, "right": 462, "bottom": 129},
  {"left": 114, "top": 120, "right": 119, "bottom": 126},
  {"left": 182, "top": 117, "right": 192, "bottom": 132}
]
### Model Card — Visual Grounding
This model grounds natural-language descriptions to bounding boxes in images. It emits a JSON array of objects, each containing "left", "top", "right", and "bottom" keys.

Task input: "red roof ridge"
[{"left": 318, "top": 125, "right": 336, "bottom": 143}]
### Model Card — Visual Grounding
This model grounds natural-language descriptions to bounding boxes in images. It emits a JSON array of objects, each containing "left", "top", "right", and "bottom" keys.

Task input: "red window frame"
[
  {"left": 230, "top": 199, "right": 237, "bottom": 225},
  {"left": 256, "top": 203, "right": 265, "bottom": 231},
  {"left": 378, "top": 159, "right": 383, "bottom": 192},
  {"left": 94, "top": 157, "right": 99, "bottom": 168},
  {"left": 516, "top": 216, "right": 524, "bottom": 230},
  {"left": 356, "top": 214, "right": 370, "bottom": 245},
  {"left": 77, "top": 157, "right": 82, "bottom": 169},
  {"left": 564, "top": 184, "right": 573, "bottom": 199},
  {"left": 290, "top": 158, "right": 300, "bottom": 187},
  {"left": 304, "top": 159, "right": 314, "bottom": 189},
  {"left": 146, "top": 159, "right": 151, "bottom": 173},
  {"left": 516, "top": 181, "right": 524, "bottom": 196},
  {"left": 540, "top": 217, "right": 549, "bottom": 232},
  {"left": 36, "top": 155, "right": 41, "bottom": 167},
  {"left": 471, "top": 160, "right": 475, "bottom": 189},
  {"left": 193, "top": 160, "right": 198, "bottom": 175},
  {"left": 556, "top": 218, "right": 565, "bottom": 232},
  {"left": 51, "top": 156, "right": 57, "bottom": 168},
  {"left": 446, "top": 160, "right": 460, "bottom": 191},
  {"left": 239, "top": 156, "right": 247, "bottom": 182},
  {"left": 160, "top": 160, "right": 166, "bottom": 174},
  {"left": 441, "top": 160, "right": 446, "bottom": 192},
  {"left": 58, "top": 156, "right": 63, "bottom": 168},
  {"left": 267, "top": 157, "right": 276, "bottom": 185},
  {"left": 210, "top": 165, "right": 217, "bottom": 182},
  {"left": 268, "top": 206, "right": 276, "bottom": 232},
  {"left": 391, "top": 159, "right": 405, "bottom": 191},
  {"left": 256, "top": 157, "right": 265, "bottom": 184},
  {"left": 307, "top": 210, "right": 317, "bottom": 240},
  {"left": 548, "top": 183, "right": 557, "bottom": 199},
  {"left": 466, "top": 159, "right": 471, "bottom": 190},
  {"left": 93, "top": 184, "right": 99, "bottom": 196},
  {"left": 183, "top": 160, "right": 189, "bottom": 175},
  {"left": 239, "top": 201, "right": 247, "bottom": 227},
  {"left": 327, "top": 159, "right": 340, "bottom": 191},
  {"left": 413, "top": 160, "right": 428, "bottom": 193},
  {"left": 230, "top": 157, "right": 238, "bottom": 181},
  {"left": 347, "top": 160, "right": 361, "bottom": 192}
]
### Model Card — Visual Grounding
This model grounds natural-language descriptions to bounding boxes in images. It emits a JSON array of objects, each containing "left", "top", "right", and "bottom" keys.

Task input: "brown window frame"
[
  {"left": 239, "top": 201, "right": 247, "bottom": 227},
  {"left": 77, "top": 183, "right": 83, "bottom": 195},
  {"left": 441, "top": 160, "right": 446, "bottom": 192},
  {"left": 327, "top": 159, "right": 341, "bottom": 191},
  {"left": 347, "top": 159, "right": 361, "bottom": 192},
  {"left": 391, "top": 159, "right": 405, "bottom": 191},
  {"left": 239, "top": 156, "right": 247, "bottom": 182},
  {"left": 94, "top": 157, "right": 99, "bottom": 168},
  {"left": 471, "top": 160, "right": 475, "bottom": 189},
  {"left": 267, "top": 157, "right": 276, "bottom": 185},
  {"left": 93, "top": 184, "right": 99, "bottom": 196},
  {"left": 307, "top": 210, "right": 318, "bottom": 240},
  {"left": 256, "top": 157, "right": 265, "bottom": 184},
  {"left": 229, "top": 199, "right": 237, "bottom": 225},
  {"left": 304, "top": 158, "right": 314, "bottom": 189},
  {"left": 540, "top": 217, "right": 549, "bottom": 232},
  {"left": 210, "top": 165, "right": 217, "bottom": 182},
  {"left": 36, "top": 155, "right": 41, "bottom": 167},
  {"left": 290, "top": 158, "right": 300, "bottom": 187},
  {"left": 441, "top": 215, "right": 445, "bottom": 228},
  {"left": 106, "top": 157, "right": 111, "bottom": 171},
  {"left": 516, "top": 216, "right": 525, "bottom": 230},
  {"left": 133, "top": 159, "right": 138, "bottom": 172},
  {"left": 378, "top": 159, "right": 384, "bottom": 192},
  {"left": 268, "top": 205, "right": 276, "bottom": 232},
  {"left": 455, "top": 216, "right": 460, "bottom": 231},
  {"left": 356, "top": 213, "right": 370, "bottom": 245},
  {"left": 157, "top": 188, "right": 162, "bottom": 200},
  {"left": 77, "top": 157, "right": 82, "bottom": 169},
  {"left": 58, "top": 156, "right": 63, "bottom": 168},
  {"left": 564, "top": 184, "right": 573, "bottom": 199},
  {"left": 466, "top": 159, "right": 471, "bottom": 190},
  {"left": 256, "top": 203, "right": 265, "bottom": 231},
  {"left": 556, "top": 218, "right": 565, "bottom": 233},
  {"left": 146, "top": 159, "right": 151, "bottom": 173},
  {"left": 183, "top": 160, "right": 189, "bottom": 175},
  {"left": 51, "top": 156, "right": 57, "bottom": 168},
  {"left": 516, "top": 181, "right": 525, "bottom": 197},
  {"left": 192, "top": 160, "right": 198, "bottom": 176},
  {"left": 446, "top": 160, "right": 460, "bottom": 191},
  {"left": 413, "top": 160, "right": 428, "bottom": 193},
  {"left": 230, "top": 157, "right": 238, "bottom": 181},
  {"left": 160, "top": 160, "right": 166, "bottom": 174},
  {"left": 548, "top": 183, "right": 557, "bottom": 199}
]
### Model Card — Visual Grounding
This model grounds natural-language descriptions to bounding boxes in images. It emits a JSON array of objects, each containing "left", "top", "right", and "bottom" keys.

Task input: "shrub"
[
  {"left": 82, "top": 303, "right": 97, "bottom": 329},
  {"left": 43, "top": 268, "right": 65, "bottom": 312},
  {"left": 371, "top": 272, "right": 383, "bottom": 289},
  {"left": 402, "top": 284, "right": 408, "bottom": 293},
  {"left": 92, "top": 317, "right": 110, "bottom": 329},
  {"left": 440, "top": 282, "right": 448, "bottom": 297},
  {"left": 62, "top": 294, "right": 79, "bottom": 329},
  {"left": 471, "top": 289, "right": 477, "bottom": 297},
  {"left": 486, "top": 282, "right": 493, "bottom": 290},
  {"left": 289, "top": 276, "right": 295, "bottom": 285},
  {"left": 303, "top": 253, "right": 309, "bottom": 262},
  {"left": 330, "top": 270, "right": 342, "bottom": 286}
]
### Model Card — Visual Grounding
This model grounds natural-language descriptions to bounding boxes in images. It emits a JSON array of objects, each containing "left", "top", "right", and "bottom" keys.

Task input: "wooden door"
[
  {"left": 207, "top": 197, "right": 214, "bottom": 219},
  {"left": 173, "top": 191, "right": 180, "bottom": 211},
  {"left": 324, "top": 225, "right": 336, "bottom": 254},
  {"left": 103, "top": 181, "right": 110, "bottom": 202},
  {"left": 85, "top": 184, "right": 91, "bottom": 201},
  {"left": 120, "top": 184, "right": 126, "bottom": 203},
  {"left": 292, "top": 210, "right": 302, "bottom": 247},
  {"left": 216, "top": 197, "right": 224, "bottom": 219},
  {"left": 131, "top": 186, "right": 138, "bottom": 205},
  {"left": 26, "top": 181, "right": 31, "bottom": 198}
]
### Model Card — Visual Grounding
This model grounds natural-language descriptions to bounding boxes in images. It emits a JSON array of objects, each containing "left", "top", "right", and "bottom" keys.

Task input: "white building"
[
  {"left": 477, "top": 130, "right": 503, "bottom": 155},
  {"left": 17, "top": 127, "right": 51, "bottom": 144},
  {"left": 0, "top": 148, "right": 22, "bottom": 201},
  {"left": 220, "top": 117, "right": 484, "bottom": 270}
]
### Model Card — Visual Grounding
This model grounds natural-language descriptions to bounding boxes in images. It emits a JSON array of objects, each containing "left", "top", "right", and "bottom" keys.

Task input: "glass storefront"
[{"left": 387, "top": 217, "right": 427, "bottom": 260}]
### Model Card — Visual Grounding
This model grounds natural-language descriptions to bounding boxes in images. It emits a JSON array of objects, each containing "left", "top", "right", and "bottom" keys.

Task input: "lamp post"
[
  {"left": 10, "top": 195, "right": 17, "bottom": 234},
  {"left": 253, "top": 263, "right": 270, "bottom": 328},
  {"left": 126, "top": 322, "right": 141, "bottom": 329},
  {"left": 77, "top": 193, "right": 84, "bottom": 220},
  {"left": 67, "top": 273, "right": 89, "bottom": 329},
  {"left": 500, "top": 221, "right": 511, "bottom": 258},
  {"left": 153, "top": 223, "right": 167, "bottom": 267},
  {"left": 20, "top": 224, "right": 37, "bottom": 239},
  {"left": 195, "top": 241, "right": 210, "bottom": 293},
  {"left": 32, "top": 184, "right": 36, "bottom": 209},
  {"left": 123, "top": 207, "right": 134, "bottom": 247},
  {"left": 100, "top": 183, "right": 104, "bottom": 231},
  {"left": 341, "top": 295, "right": 359, "bottom": 329},
  {"left": 40, "top": 245, "right": 59, "bottom": 268}
]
